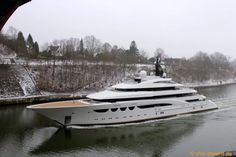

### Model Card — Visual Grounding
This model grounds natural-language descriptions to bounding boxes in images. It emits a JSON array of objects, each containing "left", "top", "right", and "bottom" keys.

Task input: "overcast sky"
[{"left": 3, "top": 0, "right": 236, "bottom": 59}]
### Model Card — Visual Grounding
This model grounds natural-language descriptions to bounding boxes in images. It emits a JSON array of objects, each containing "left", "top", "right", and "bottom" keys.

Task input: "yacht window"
[
  {"left": 154, "top": 81, "right": 175, "bottom": 84},
  {"left": 138, "top": 103, "right": 172, "bottom": 109},
  {"left": 129, "top": 106, "right": 135, "bottom": 110},
  {"left": 115, "top": 87, "right": 176, "bottom": 92},
  {"left": 94, "top": 93, "right": 195, "bottom": 102},
  {"left": 138, "top": 104, "right": 155, "bottom": 109},
  {"left": 186, "top": 99, "right": 200, "bottom": 102},
  {"left": 156, "top": 103, "right": 172, "bottom": 107},
  {"left": 134, "top": 78, "right": 141, "bottom": 83},
  {"left": 120, "top": 107, "right": 127, "bottom": 111},
  {"left": 111, "top": 108, "right": 118, "bottom": 112},
  {"left": 94, "top": 109, "right": 109, "bottom": 113}
]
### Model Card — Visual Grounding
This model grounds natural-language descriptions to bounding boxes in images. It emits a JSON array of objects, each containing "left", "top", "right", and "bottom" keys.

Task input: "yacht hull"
[{"left": 27, "top": 99, "right": 218, "bottom": 126}]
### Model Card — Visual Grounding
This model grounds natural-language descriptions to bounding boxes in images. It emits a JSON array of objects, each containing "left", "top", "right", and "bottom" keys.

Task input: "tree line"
[
  {"left": 1, "top": 28, "right": 149, "bottom": 63},
  {"left": 41, "top": 36, "right": 149, "bottom": 64},
  {"left": 1, "top": 27, "right": 236, "bottom": 88},
  {"left": 166, "top": 51, "right": 235, "bottom": 83},
  {"left": 0, "top": 28, "right": 39, "bottom": 58}
]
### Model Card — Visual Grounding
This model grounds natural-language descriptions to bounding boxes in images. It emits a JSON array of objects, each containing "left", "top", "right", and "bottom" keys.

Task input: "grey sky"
[{"left": 3, "top": 0, "right": 236, "bottom": 59}]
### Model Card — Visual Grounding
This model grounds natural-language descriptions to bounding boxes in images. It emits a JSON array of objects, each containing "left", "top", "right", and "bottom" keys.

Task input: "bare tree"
[
  {"left": 154, "top": 48, "right": 166, "bottom": 58},
  {"left": 6, "top": 26, "right": 18, "bottom": 39},
  {"left": 84, "top": 35, "right": 102, "bottom": 56}
]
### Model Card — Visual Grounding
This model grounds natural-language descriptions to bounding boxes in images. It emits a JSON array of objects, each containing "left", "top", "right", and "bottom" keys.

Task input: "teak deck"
[{"left": 30, "top": 100, "right": 87, "bottom": 108}]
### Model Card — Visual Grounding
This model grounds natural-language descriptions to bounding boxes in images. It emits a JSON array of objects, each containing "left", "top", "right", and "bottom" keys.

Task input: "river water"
[{"left": 1, "top": 85, "right": 236, "bottom": 157}]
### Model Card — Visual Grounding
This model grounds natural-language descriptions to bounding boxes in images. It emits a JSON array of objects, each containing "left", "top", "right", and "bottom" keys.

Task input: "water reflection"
[
  {"left": 0, "top": 105, "right": 58, "bottom": 157},
  {"left": 30, "top": 115, "right": 204, "bottom": 157},
  {"left": 197, "top": 84, "right": 236, "bottom": 99}
]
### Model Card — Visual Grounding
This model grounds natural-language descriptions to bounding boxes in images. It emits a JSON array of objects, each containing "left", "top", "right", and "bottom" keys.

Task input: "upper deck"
[{"left": 112, "top": 76, "right": 183, "bottom": 90}]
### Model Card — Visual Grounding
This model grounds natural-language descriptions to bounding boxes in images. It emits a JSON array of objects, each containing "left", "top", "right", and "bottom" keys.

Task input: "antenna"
[{"left": 155, "top": 54, "right": 164, "bottom": 77}]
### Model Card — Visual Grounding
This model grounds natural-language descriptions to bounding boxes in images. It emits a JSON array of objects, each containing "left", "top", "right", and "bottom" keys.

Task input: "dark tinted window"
[
  {"left": 186, "top": 99, "right": 200, "bottom": 102},
  {"left": 138, "top": 103, "right": 172, "bottom": 109},
  {"left": 129, "top": 106, "right": 135, "bottom": 110},
  {"left": 111, "top": 108, "right": 118, "bottom": 112},
  {"left": 138, "top": 104, "right": 155, "bottom": 109},
  {"left": 120, "top": 107, "right": 127, "bottom": 111},
  {"left": 94, "top": 109, "right": 109, "bottom": 113}
]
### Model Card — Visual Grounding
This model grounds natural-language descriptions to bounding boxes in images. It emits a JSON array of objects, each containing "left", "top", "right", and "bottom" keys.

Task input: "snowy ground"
[
  {"left": 1, "top": 45, "right": 236, "bottom": 99},
  {"left": 184, "top": 78, "right": 236, "bottom": 88},
  {"left": 0, "top": 64, "right": 40, "bottom": 98}
]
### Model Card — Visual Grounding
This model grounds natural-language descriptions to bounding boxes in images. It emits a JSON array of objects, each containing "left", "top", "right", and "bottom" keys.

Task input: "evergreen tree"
[
  {"left": 16, "top": 31, "right": 27, "bottom": 56},
  {"left": 27, "top": 34, "right": 34, "bottom": 46},
  {"left": 78, "top": 39, "right": 84, "bottom": 55},
  {"left": 33, "top": 41, "right": 39, "bottom": 57},
  {"left": 128, "top": 40, "right": 139, "bottom": 63},
  {"left": 27, "top": 34, "right": 34, "bottom": 54}
]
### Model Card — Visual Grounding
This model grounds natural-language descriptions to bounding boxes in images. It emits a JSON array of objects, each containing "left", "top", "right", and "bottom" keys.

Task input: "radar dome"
[{"left": 139, "top": 70, "right": 147, "bottom": 78}]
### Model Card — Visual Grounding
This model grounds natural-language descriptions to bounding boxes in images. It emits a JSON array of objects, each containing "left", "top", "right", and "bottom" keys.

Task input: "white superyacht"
[{"left": 27, "top": 56, "right": 218, "bottom": 126}]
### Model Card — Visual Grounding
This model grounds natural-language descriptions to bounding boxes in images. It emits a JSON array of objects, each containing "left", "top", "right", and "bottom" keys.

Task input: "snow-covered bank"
[
  {"left": 185, "top": 79, "right": 236, "bottom": 88},
  {"left": 0, "top": 94, "right": 82, "bottom": 106}
]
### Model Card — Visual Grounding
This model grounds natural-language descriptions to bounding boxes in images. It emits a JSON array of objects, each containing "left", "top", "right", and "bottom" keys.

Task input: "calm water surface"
[{"left": 1, "top": 84, "right": 236, "bottom": 157}]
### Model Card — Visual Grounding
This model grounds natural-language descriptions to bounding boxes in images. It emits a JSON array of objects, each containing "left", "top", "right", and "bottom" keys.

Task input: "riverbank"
[
  {"left": 0, "top": 94, "right": 83, "bottom": 106},
  {"left": 1, "top": 79, "right": 236, "bottom": 106},
  {"left": 185, "top": 79, "right": 236, "bottom": 88}
]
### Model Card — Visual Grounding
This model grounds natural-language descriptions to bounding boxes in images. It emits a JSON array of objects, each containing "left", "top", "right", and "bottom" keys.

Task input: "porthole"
[
  {"left": 160, "top": 112, "right": 164, "bottom": 114},
  {"left": 115, "top": 117, "right": 119, "bottom": 119},
  {"left": 123, "top": 116, "right": 127, "bottom": 118},
  {"left": 120, "top": 107, "right": 127, "bottom": 111},
  {"left": 129, "top": 106, "right": 135, "bottom": 110},
  {"left": 111, "top": 108, "right": 118, "bottom": 112}
]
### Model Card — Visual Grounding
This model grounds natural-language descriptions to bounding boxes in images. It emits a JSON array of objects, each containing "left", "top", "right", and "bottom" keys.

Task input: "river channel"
[{"left": 1, "top": 84, "right": 236, "bottom": 157}]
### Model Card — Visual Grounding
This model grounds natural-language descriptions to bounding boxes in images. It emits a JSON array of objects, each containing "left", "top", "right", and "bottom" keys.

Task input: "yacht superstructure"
[{"left": 27, "top": 56, "right": 218, "bottom": 126}]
